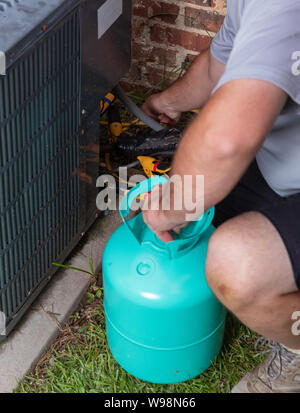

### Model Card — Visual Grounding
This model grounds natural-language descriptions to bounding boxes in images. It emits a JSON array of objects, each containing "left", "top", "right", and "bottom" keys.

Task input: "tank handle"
[
  {"left": 119, "top": 177, "right": 215, "bottom": 258},
  {"left": 120, "top": 176, "right": 168, "bottom": 218}
]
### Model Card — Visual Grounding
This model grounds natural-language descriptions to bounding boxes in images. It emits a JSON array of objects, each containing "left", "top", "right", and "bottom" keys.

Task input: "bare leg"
[{"left": 205, "top": 211, "right": 300, "bottom": 348}]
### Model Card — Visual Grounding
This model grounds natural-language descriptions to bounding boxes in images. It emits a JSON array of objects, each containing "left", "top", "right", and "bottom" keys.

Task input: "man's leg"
[{"left": 205, "top": 211, "right": 300, "bottom": 392}]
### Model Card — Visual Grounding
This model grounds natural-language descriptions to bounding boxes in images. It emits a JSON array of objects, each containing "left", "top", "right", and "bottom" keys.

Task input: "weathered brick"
[
  {"left": 132, "top": 43, "right": 177, "bottom": 66},
  {"left": 133, "top": 0, "right": 180, "bottom": 23},
  {"left": 144, "top": 66, "right": 179, "bottom": 88},
  {"left": 184, "top": 0, "right": 213, "bottom": 7},
  {"left": 133, "top": 0, "right": 148, "bottom": 18},
  {"left": 150, "top": 24, "right": 212, "bottom": 52},
  {"left": 132, "top": 43, "right": 156, "bottom": 62},
  {"left": 132, "top": 18, "right": 147, "bottom": 39},
  {"left": 157, "top": 47, "right": 177, "bottom": 65},
  {"left": 126, "top": 0, "right": 227, "bottom": 89},
  {"left": 185, "top": 7, "right": 225, "bottom": 33},
  {"left": 149, "top": 24, "right": 168, "bottom": 44},
  {"left": 148, "top": 1, "right": 180, "bottom": 24}
]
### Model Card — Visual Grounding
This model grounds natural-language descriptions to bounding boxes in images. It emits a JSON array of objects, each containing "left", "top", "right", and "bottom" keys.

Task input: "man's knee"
[{"left": 205, "top": 217, "right": 262, "bottom": 311}]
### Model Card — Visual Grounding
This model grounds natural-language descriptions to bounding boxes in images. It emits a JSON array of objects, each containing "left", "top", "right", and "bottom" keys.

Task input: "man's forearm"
[
  {"left": 162, "top": 79, "right": 287, "bottom": 224},
  {"left": 159, "top": 49, "right": 225, "bottom": 113}
]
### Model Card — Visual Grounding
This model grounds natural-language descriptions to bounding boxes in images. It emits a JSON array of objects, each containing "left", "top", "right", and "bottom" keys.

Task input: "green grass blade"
[{"left": 52, "top": 262, "right": 93, "bottom": 276}]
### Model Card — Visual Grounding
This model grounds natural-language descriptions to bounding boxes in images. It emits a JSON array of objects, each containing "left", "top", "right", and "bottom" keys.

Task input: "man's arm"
[
  {"left": 141, "top": 49, "right": 225, "bottom": 126},
  {"left": 143, "top": 79, "right": 287, "bottom": 241}
]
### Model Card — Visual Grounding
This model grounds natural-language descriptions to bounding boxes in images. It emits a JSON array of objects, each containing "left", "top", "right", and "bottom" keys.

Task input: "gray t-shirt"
[{"left": 210, "top": 0, "right": 300, "bottom": 197}]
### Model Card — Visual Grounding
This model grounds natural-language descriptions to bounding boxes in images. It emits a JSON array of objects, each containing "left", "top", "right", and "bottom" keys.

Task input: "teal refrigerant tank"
[{"left": 103, "top": 176, "right": 227, "bottom": 384}]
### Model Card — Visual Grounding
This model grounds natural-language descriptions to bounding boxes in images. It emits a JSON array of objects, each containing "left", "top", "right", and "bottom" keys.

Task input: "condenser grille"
[{"left": 0, "top": 10, "right": 81, "bottom": 323}]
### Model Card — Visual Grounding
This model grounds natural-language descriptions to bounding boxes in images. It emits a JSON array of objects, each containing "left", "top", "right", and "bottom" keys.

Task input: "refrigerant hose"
[{"left": 114, "top": 85, "right": 166, "bottom": 133}]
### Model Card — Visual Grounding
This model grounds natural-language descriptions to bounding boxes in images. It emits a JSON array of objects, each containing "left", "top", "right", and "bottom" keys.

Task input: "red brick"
[
  {"left": 132, "top": 43, "right": 155, "bottom": 62},
  {"left": 132, "top": 18, "right": 147, "bottom": 39},
  {"left": 185, "top": 7, "right": 224, "bottom": 33},
  {"left": 133, "top": 0, "right": 180, "bottom": 24},
  {"left": 184, "top": 0, "right": 213, "bottom": 7},
  {"left": 128, "top": 0, "right": 226, "bottom": 89},
  {"left": 144, "top": 66, "right": 179, "bottom": 88},
  {"left": 150, "top": 24, "right": 212, "bottom": 52},
  {"left": 132, "top": 43, "right": 177, "bottom": 66},
  {"left": 148, "top": 1, "right": 180, "bottom": 24},
  {"left": 133, "top": 0, "right": 148, "bottom": 18},
  {"left": 153, "top": 47, "right": 177, "bottom": 66},
  {"left": 149, "top": 24, "right": 167, "bottom": 44}
]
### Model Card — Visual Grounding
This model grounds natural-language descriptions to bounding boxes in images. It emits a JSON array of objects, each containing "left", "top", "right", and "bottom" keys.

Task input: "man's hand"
[
  {"left": 142, "top": 93, "right": 181, "bottom": 127},
  {"left": 141, "top": 50, "right": 225, "bottom": 127},
  {"left": 142, "top": 184, "right": 189, "bottom": 243},
  {"left": 142, "top": 209, "right": 175, "bottom": 243}
]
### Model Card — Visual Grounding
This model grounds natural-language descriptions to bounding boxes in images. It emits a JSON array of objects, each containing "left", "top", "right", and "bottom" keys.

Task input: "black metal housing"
[{"left": 0, "top": 0, "right": 131, "bottom": 336}]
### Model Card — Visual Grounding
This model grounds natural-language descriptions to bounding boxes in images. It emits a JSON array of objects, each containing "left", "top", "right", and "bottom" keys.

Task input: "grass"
[{"left": 15, "top": 278, "right": 264, "bottom": 394}]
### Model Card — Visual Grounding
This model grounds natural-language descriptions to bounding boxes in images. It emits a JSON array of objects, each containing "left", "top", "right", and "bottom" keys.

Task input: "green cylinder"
[{"left": 103, "top": 177, "right": 227, "bottom": 384}]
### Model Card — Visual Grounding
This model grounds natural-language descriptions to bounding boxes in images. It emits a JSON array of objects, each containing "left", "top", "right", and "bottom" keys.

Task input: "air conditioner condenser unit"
[{"left": 0, "top": 0, "right": 131, "bottom": 337}]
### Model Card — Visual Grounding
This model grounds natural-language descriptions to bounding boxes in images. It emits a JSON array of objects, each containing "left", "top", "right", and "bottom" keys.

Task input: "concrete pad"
[{"left": 0, "top": 210, "right": 122, "bottom": 393}]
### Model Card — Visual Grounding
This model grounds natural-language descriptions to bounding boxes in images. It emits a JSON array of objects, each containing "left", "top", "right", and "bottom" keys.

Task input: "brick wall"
[{"left": 121, "top": 0, "right": 226, "bottom": 92}]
